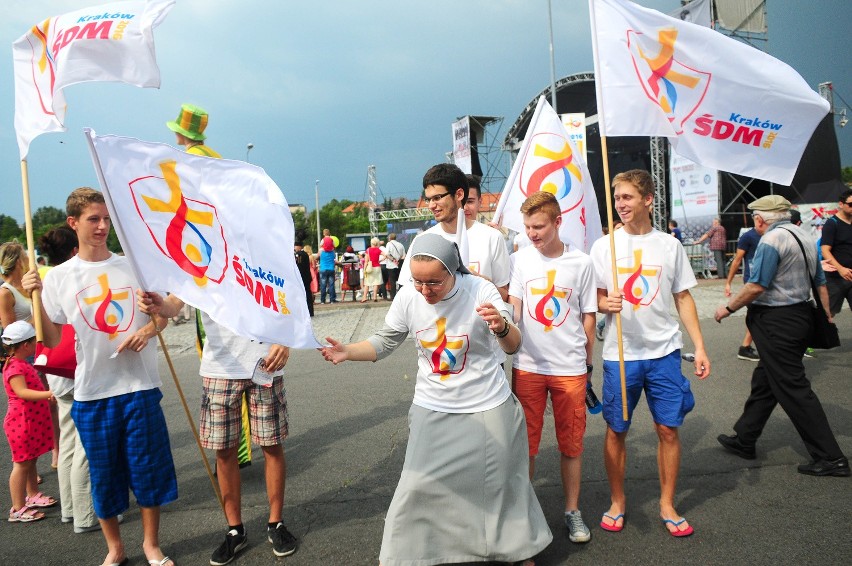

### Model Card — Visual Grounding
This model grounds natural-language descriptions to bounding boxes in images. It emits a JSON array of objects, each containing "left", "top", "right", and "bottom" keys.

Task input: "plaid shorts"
[
  {"left": 72, "top": 388, "right": 178, "bottom": 519},
  {"left": 200, "top": 376, "right": 289, "bottom": 450}
]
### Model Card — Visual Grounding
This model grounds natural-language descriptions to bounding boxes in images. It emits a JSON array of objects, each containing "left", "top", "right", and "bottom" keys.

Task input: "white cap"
[{"left": 1, "top": 320, "right": 36, "bottom": 345}]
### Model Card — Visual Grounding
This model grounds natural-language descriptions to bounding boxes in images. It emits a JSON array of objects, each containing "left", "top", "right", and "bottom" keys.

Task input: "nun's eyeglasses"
[{"left": 410, "top": 274, "right": 451, "bottom": 290}]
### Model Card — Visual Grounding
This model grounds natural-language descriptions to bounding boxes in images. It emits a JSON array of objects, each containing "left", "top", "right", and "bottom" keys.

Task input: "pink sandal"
[
  {"left": 25, "top": 492, "right": 57, "bottom": 508},
  {"left": 8, "top": 506, "right": 46, "bottom": 523}
]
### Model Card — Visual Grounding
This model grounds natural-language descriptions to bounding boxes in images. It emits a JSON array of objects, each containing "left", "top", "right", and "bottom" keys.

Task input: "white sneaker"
[{"left": 565, "top": 510, "right": 591, "bottom": 543}]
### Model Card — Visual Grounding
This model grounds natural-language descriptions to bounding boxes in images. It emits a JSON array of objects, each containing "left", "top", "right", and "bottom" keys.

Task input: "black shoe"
[
  {"left": 737, "top": 346, "right": 760, "bottom": 361},
  {"left": 797, "top": 457, "right": 850, "bottom": 477},
  {"left": 268, "top": 522, "right": 297, "bottom": 557},
  {"left": 210, "top": 529, "right": 248, "bottom": 565},
  {"left": 717, "top": 434, "right": 756, "bottom": 460}
]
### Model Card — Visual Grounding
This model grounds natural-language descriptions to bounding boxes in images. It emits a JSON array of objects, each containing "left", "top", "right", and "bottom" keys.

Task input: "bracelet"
[
  {"left": 494, "top": 316, "right": 511, "bottom": 338},
  {"left": 725, "top": 305, "right": 736, "bottom": 314}
]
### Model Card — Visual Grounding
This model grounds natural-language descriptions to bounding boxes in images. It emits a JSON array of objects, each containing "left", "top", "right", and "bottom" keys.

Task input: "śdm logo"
[
  {"left": 26, "top": 19, "right": 57, "bottom": 118},
  {"left": 25, "top": 14, "right": 131, "bottom": 118},
  {"left": 131, "top": 160, "right": 227, "bottom": 287},
  {"left": 77, "top": 273, "right": 134, "bottom": 340},
  {"left": 627, "top": 27, "right": 710, "bottom": 135},
  {"left": 617, "top": 250, "right": 661, "bottom": 310},
  {"left": 519, "top": 132, "right": 585, "bottom": 218},
  {"left": 417, "top": 317, "right": 469, "bottom": 380},
  {"left": 526, "top": 270, "right": 571, "bottom": 332}
]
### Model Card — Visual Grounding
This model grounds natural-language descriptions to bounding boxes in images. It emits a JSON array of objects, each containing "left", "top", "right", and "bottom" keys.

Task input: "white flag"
[
  {"left": 590, "top": 0, "right": 829, "bottom": 186},
  {"left": 494, "top": 96, "right": 603, "bottom": 253},
  {"left": 13, "top": 0, "right": 174, "bottom": 159},
  {"left": 84, "top": 130, "right": 322, "bottom": 349}
]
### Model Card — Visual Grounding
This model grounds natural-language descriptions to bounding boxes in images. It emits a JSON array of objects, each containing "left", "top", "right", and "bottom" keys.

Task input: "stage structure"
[
  {"left": 364, "top": 165, "right": 433, "bottom": 248},
  {"left": 450, "top": 115, "right": 509, "bottom": 196}
]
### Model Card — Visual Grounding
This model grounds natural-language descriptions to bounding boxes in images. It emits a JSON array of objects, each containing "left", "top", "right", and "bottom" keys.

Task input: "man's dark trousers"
[{"left": 733, "top": 303, "right": 843, "bottom": 461}]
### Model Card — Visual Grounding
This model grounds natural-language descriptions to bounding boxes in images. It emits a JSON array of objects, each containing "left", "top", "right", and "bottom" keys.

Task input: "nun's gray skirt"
[{"left": 379, "top": 395, "right": 553, "bottom": 566}]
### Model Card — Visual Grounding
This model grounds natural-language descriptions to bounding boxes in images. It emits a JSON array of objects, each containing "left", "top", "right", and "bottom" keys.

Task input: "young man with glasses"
[
  {"left": 399, "top": 164, "right": 510, "bottom": 300},
  {"left": 820, "top": 188, "right": 852, "bottom": 315}
]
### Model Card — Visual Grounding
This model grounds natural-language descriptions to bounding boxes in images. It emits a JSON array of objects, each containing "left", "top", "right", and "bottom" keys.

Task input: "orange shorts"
[{"left": 512, "top": 368, "right": 587, "bottom": 458}]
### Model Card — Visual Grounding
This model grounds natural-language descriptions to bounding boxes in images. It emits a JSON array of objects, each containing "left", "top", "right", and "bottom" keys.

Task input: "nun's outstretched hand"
[{"left": 320, "top": 336, "right": 348, "bottom": 364}]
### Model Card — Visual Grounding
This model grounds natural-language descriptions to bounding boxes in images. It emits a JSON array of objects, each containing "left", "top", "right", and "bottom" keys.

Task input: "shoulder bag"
[{"left": 781, "top": 227, "right": 840, "bottom": 350}]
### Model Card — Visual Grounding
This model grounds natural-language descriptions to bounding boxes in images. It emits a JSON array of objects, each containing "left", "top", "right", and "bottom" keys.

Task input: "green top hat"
[{"left": 166, "top": 104, "right": 209, "bottom": 141}]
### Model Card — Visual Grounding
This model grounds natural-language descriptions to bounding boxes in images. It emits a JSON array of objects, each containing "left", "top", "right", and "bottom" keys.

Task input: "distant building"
[{"left": 289, "top": 203, "right": 307, "bottom": 215}]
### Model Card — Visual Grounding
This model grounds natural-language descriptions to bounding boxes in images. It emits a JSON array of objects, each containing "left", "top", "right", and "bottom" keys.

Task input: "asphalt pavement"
[{"left": 1, "top": 279, "right": 850, "bottom": 565}]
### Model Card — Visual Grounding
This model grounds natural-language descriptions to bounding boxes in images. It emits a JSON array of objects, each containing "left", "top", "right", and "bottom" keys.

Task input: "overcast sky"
[{"left": 2, "top": 0, "right": 850, "bottom": 223}]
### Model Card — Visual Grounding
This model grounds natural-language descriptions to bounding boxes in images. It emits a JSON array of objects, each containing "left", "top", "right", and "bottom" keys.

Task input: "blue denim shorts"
[{"left": 602, "top": 350, "right": 695, "bottom": 432}]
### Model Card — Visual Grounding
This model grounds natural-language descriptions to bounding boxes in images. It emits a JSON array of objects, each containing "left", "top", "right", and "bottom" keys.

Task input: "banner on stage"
[
  {"left": 668, "top": 0, "right": 711, "bottom": 27},
  {"left": 13, "top": 0, "right": 174, "bottom": 158},
  {"left": 560, "top": 113, "right": 588, "bottom": 164},
  {"left": 84, "top": 130, "right": 321, "bottom": 349},
  {"left": 669, "top": 149, "right": 718, "bottom": 239},
  {"left": 452, "top": 117, "right": 473, "bottom": 174}
]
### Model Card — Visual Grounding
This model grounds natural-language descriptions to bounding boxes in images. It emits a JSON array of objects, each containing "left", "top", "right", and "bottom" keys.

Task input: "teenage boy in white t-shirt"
[
  {"left": 590, "top": 170, "right": 710, "bottom": 538},
  {"left": 508, "top": 192, "right": 597, "bottom": 543},
  {"left": 24, "top": 188, "right": 177, "bottom": 566},
  {"left": 399, "top": 165, "right": 510, "bottom": 300}
]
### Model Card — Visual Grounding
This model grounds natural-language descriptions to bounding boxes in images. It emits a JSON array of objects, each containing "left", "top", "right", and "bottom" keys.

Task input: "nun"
[{"left": 320, "top": 233, "right": 551, "bottom": 566}]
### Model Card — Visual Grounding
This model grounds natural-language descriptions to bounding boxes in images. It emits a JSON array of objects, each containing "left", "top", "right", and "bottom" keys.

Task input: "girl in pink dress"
[{"left": 2, "top": 321, "right": 56, "bottom": 522}]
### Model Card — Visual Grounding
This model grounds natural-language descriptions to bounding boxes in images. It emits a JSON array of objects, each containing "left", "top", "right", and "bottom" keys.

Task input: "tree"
[
  {"left": 32, "top": 206, "right": 66, "bottom": 229},
  {"left": 0, "top": 215, "right": 22, "bottom": 242},
  {"left": 842, "top": 166, "right": 852, "bottom": 184}
]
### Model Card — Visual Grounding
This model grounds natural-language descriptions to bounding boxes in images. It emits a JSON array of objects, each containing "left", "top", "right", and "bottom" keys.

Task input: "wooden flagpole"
[
  {"left": 154, "top": 325, "right": 224, "bottom": 513},
  {"left": 599, "top": 137, "right": 629, "bottom": 422},
  {"left": 20, "top": 159, "right": 44, "bottom": 341}
]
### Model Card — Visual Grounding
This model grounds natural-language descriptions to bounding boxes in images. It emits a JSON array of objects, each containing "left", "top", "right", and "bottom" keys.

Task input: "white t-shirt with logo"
[
  {"left": 590, "top": 229, "right": 696, "bottom": 361},
  {"left": 199, "top": 313, "right": 285, "bottom": 379},
  {"left": 509, "top": 247, "right": 597, "bottom": 375},
  {"left": 41, "top": 254, "right": 162, "bottom": 401},
  {"left": 382, "top": 274, "right": 511, "bottom": 413},
  {"left": 399, "top": 221, "right": 510, "bottom": 287}
]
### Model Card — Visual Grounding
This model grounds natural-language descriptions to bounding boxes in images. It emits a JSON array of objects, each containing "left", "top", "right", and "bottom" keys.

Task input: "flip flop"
[
  {"left": 662, "top": 517, "right": 694, "bottom": 537},
  {"left": 100, "top": 558, "right": 129, "bottom": 566},
  {"left": 148, "top": 557, "right": 174, "bottom": 566},
  {"left": 600, "top": 512, "right": 624, "bottom": 532}
]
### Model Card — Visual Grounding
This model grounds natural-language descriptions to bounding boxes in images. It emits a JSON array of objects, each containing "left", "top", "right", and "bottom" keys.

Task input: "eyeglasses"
[
  {"left": 410, "top": 274, "right": 451, "bottom": 290},
  {"left": 843, "top": 201, "right": 852, "bottom": 206},
  {"left": 423, "top": 192, "right": 451, "bottom": 204}
]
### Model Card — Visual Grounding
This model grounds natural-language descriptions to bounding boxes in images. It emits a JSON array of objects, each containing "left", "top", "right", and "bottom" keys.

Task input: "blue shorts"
[
  {"left": 72, "top": 388, "right": 178, "bottom": 518},
  {"left": 602, "top": 350, "right": 695, "bottom": 433}
]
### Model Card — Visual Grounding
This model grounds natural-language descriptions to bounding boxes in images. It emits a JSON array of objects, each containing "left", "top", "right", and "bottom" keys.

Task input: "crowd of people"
[
  {"left": 294, "top": 230, "right": 408, "bottom": 312},
  {"left": 2, "top": 130, "right": 850, "bottom": 565}
]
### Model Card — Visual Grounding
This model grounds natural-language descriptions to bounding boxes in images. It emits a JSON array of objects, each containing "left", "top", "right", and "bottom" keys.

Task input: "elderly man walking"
[{"left": 715, "top": 195, "right": 848, "bottom": 477}]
